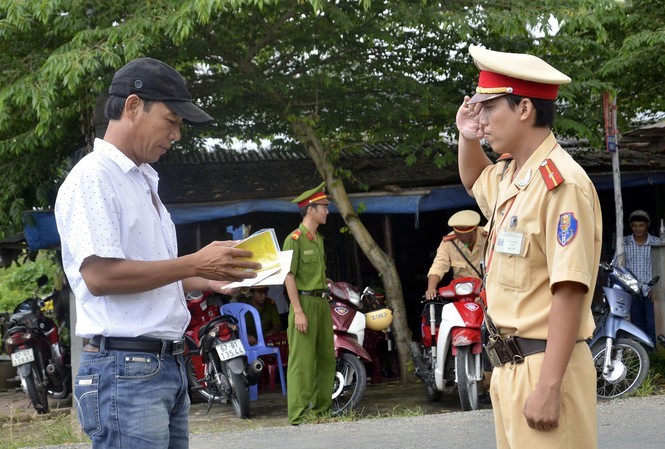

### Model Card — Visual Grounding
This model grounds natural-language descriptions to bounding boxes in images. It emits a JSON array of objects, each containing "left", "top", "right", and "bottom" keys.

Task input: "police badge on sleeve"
[{"left": 557, "top": 212, "right": 578, "bottom": 247}]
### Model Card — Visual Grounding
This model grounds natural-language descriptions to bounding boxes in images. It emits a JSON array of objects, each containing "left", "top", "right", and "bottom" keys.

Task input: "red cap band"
[
  {"left": 477, "top": 70, "right": 560, "bottom": 100},
  {"left": 297, "top": 191, "right": 329, "bottom": 208},
  {"left": 453, "top": 226, "right": 477, "bottom": 234}
]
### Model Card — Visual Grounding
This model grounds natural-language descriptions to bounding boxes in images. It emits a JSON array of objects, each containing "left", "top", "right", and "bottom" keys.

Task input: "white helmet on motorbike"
[{"left": 364, "top": 308, "right": 393, "bottom": 331}]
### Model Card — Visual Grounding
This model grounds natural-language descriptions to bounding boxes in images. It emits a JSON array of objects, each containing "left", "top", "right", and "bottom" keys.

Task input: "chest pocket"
[
  {"left": 451, "top": 263, "right": 467, "bottom": 276},
  {"left": 301, "top": 248, "right": 320, "bottom": 264},
  {"left": 494, "top": 235, "right": 531, "bottom": 292}
]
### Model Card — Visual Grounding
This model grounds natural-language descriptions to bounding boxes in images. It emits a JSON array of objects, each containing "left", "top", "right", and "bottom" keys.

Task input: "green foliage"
[
  {"left": 0, "top": 251, "right": 59, "bottom": 313},
  {"left": 650, "top": 351, "right": 665, "bottom": 378},
  {"left": 633, "top": 372, "right": 660, "bottom": 397},
  {"left": 0, "top": 0, "right": 662, "bottom": 237}
]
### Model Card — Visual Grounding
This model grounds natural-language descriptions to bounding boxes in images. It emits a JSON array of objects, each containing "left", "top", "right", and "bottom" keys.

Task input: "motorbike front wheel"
[
  {"left": 456, "top": 346, "right": 480, "bottom": 411},
  {"left": 331, "top": 353, "right": 367, "bottom": 415},
  {"left": 226, "top": 364, "right": 251, "bottom": 419},
  {"left": 22, "top": 363, "right": 49, "bottom": 414},
  {"left": 591, "top": 338, "right": 650, "bottom": 399}
]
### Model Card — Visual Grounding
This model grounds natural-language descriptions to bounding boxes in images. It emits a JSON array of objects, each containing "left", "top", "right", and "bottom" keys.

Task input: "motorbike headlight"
[
  {"left": 615, "top": 269, "right": 640, "bottom": 295},
  {"left": 454, "top": 282, "right": 474, "bottom": 296}
]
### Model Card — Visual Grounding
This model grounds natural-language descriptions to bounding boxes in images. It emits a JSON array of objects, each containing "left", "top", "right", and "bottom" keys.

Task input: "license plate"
[
  {"left": 215, "top": 340, "right": 246, "bottom": 361},
  {"left": 11, "top": 348, "right": 35, "bottom": 367}
]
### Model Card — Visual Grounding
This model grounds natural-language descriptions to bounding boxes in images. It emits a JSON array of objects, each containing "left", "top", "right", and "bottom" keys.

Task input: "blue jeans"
[
  {"left": 630, "top": 295, "right": 656, "bottom": 348},
  {"left": 75, "top": 339, "right": 190, "bottom": 449}
]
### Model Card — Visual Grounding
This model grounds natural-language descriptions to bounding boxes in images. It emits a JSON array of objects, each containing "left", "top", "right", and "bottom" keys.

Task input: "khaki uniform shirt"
[
  {"left": 472, "top": 133, "right": 602, "bottom": 340},
  {"left": 427, "top": 227, "right": 485, "bottom": 280}
]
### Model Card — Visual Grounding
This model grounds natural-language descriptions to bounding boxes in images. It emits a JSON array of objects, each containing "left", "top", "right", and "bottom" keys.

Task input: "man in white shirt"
[{"left": 55, "top": 58, "right": 260, "bottom": 449}]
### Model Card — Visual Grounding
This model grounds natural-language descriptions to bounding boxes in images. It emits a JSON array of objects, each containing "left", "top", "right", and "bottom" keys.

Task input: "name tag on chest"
[{"left": 495, "top": 230, "right": 524, "bottom": 255}]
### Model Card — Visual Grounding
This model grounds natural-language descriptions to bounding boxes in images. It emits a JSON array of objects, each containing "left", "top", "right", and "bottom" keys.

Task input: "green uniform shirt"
[
  {"left": 282, "top": 223, "right": 327, "bottom": 291},
  {"left": 239, "top": 298, "right": 281, "bottom": 337}
]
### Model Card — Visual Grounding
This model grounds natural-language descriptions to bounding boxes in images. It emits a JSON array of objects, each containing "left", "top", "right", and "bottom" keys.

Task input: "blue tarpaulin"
[{"left": 21, "top": 173, "right": 665, "bottom": 250}]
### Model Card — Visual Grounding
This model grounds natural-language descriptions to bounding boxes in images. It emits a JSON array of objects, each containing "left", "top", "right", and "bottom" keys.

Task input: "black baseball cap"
[{"left": 109, "top": 58, "right": 214, "bottom": 126}]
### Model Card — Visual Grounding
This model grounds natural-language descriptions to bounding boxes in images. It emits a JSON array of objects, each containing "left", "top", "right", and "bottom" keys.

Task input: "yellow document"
[{"left": 232, "top": 228, "right": 281, "bottom": 271}]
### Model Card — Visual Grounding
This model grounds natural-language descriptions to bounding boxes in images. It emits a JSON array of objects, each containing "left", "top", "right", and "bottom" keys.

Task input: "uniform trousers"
[
  {"left": 490, "top": 343, "right": 597, "bottom": 449},
  {"left": 286, "top": 294, "right": 335, "bottom": 424}
]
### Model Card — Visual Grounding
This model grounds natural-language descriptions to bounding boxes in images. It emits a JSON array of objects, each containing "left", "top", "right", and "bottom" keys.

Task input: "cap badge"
[{"left": 133, "top": 80, "right": 143, "bottom": 89}]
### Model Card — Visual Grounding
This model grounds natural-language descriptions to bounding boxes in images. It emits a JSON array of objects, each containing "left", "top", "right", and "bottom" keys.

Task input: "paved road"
[{"left": 26, "top": 395, "right": 665, "bottom": 449}]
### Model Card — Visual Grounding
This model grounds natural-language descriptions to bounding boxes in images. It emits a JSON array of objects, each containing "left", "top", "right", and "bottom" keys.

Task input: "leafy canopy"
[{"left": 0, "top": 0, "right": 662, "bottom": 237}]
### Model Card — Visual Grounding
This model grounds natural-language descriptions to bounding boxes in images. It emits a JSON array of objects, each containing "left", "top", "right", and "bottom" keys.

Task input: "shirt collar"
[
  {"left": 93, "top": 138, "right": 159, "bottom": 183},
  {"left": 513, "top": 132, "right": 558, "bottom": 191}
]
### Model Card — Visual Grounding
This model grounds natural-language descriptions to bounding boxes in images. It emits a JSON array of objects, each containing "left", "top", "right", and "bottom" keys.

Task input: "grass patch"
[
  {"left": 0, "top": 410, "right": 89, "bottom": 449},
  {"left": 632, "top": 372, "right": 660, "bottom": 397}
]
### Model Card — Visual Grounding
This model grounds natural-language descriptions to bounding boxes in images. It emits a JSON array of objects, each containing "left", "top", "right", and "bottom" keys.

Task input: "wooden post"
[
  {"left": 651, "top": 244, "right": 665, "bottom": 354},
  {"left": 68, "top": 288, "right": 84, "bottom": 436},
  {"left": 604, "top": 91, "right": 625, "bottom": 262}
]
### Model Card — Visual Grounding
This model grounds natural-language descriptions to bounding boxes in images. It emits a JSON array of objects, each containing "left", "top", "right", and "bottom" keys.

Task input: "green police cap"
[{"left": 293, "top": 182, "right": 330, "bottom": 208}]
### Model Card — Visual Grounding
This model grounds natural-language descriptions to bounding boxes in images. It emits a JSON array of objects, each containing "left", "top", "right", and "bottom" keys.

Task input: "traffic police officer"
[
  {"left": 282, "top": 182, "right": 336, "bottom": 425},
  {"left": 425, "top": 209, "right": 486, "bottom": 300},
  {"left": 456, "top": 45, "right": 602, "bottom": 448}
]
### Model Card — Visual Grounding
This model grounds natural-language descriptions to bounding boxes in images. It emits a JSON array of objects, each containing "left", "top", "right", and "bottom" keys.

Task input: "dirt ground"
[{"left": 0, "top": 376, "right": 486, "bottom": 436}]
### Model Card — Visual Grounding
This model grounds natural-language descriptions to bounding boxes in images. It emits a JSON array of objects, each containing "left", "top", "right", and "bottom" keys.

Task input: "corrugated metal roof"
[{"left": 153, "top": 136, "right": 665, "bottom": 205}]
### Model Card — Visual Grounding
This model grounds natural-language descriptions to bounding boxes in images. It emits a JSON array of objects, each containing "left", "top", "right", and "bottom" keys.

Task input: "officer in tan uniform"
[
  {"left": 425, "top": 209, "right": 485, "bottom": 300},
  {"left": 456, "top": 45, "right": 602, "bottom": 448}
]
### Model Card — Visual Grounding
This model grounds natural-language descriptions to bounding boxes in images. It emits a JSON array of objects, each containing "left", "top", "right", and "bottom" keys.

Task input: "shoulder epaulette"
[
  {"left": 539, "top": 159, "right": 565, "bottom": 191},
  {"left": 443, "top": 235, "right": 456, "bottom": 242},
  {"left": 291, "top": 230, "right": 302, "bottom": 240},
  {"left": 497, "top": 153, "right": 513, "bottom": 161}
]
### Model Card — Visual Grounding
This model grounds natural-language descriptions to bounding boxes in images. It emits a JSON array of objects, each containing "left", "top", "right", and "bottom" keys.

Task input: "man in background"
[
  {"left": 282, "top": 182, "right": 335, "bottom": 425},
  {"left": 622, "top": 209, "right": 661, "bottom": 346},
  {"left": 425, "top": 209, "right": 485, "bottom": 300},
  {"left": 240, "top": 286, "right": 282, "bottom": 344}
]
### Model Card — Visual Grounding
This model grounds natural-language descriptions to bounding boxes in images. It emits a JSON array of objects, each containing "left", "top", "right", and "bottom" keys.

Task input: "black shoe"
[{"left": 479, "top": 392, "right": 492, "bottom": 405}]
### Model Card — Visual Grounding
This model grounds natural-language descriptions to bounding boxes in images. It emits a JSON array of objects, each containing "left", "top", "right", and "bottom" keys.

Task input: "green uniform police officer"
[{"left": 282, "top": 182, "right": 336, "bottom": 425}]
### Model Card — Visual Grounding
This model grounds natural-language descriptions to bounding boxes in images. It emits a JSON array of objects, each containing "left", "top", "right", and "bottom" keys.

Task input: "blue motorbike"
[{"left": 588, "top": 260, "right": 657, "bottom": 399}]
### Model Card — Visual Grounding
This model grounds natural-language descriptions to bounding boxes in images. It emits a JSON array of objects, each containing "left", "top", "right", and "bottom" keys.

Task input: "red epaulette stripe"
[
  {"left": 497, "top": 153, "right": 513, "bottom": 161},
  {"left": 443, "top": 235, "right": 456, "bottom": 242},
  {"left": 291, "top": 230, "right": 302, "bottom": 240},
  {"left": 539, "top": 159, "right": 564, "bottom": 191}
]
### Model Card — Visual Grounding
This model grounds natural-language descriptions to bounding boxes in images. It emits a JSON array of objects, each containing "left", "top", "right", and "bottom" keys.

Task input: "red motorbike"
[
  {"left": 328, "top": 281, "right": 393, "bottom": 414},
  {"left": 184, "top": 291, "right": 263, "bottom": 418},
  {"left": 410, "top": 276, "right": 484, "bottom": 410}
]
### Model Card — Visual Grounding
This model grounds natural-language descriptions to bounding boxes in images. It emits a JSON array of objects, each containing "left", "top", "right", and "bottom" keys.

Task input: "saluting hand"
[{"left": 455, "top": 96, "right": 485, "bottom": 141}]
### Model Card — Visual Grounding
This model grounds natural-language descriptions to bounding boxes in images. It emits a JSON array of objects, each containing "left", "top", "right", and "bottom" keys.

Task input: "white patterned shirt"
[
  {"left": 623, "top": 233, "right": 661, "bottom": 296},
  {"left": 55, "top": 138, "right": 189, "bottom": 339}
]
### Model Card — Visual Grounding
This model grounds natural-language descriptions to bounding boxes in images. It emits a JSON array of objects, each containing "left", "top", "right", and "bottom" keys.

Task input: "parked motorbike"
[
  {"left": 184, "top": 290, "right": 264, "bottom": 418},
  {"left": 410, "top": 276, "right": 484, "bottom": 411},
  {"left": 328, "top": 281, "right": 393, "bottom": 414},
  {"left": 2, "top": 275, "right": 71, "bottom": 414},
  {"left": 588, "top": 261, "right": 657, "bottom": 399}
]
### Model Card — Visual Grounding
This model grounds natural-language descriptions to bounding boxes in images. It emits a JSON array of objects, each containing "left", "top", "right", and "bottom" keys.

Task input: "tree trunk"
[{"left": 292, "top": 119, "right": 413, "bottom": 383}]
